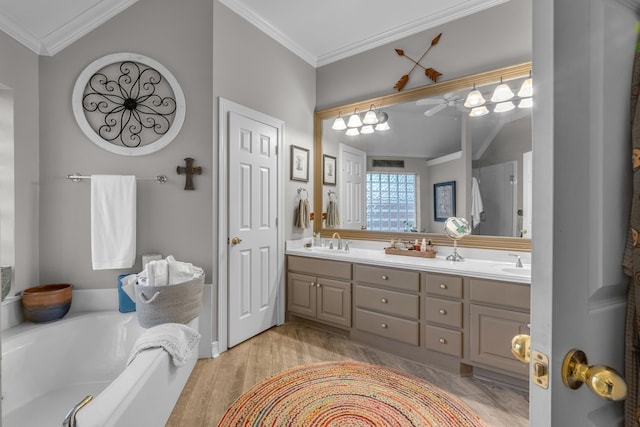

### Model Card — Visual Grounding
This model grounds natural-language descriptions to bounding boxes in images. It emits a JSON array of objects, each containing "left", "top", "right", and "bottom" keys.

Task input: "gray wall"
[
  {"left": 316, "top": 0, "right": 532, "bottom": 109},
  {"left": 0, "top": 31, "right": 39, "bottom": 294},
  {"left": 38, "top": 0, "right": 214, "bottom": 291},
  {"left": 0, "top": 0, "right": 315, "bottom": 349},
  {"left": 212, "top": 1, "right": 316, "bottom": 250}
]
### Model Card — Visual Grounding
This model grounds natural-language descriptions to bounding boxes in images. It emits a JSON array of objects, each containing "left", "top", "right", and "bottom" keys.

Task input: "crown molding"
[
  {"left": 220, "top": 0, "right": 510, "bottom": 68},
  {"left": 0, "top": 0, "right": 138, "bottom": 56},
  {"left": 218, "top": 0, "right": 318, "bottom": 67}
]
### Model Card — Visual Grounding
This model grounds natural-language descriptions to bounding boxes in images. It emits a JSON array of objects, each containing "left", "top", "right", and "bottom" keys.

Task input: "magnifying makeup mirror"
[{"left": 444, "top": 217, "right": 471, "bottom": 261}]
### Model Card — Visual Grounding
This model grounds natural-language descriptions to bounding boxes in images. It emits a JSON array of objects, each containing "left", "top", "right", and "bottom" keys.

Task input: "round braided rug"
[{"left": 217, "top": 361, "right": 487, "bottom": 427}]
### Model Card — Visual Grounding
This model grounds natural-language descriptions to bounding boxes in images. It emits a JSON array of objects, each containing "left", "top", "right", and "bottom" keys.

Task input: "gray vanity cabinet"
[
  {"left": 287, "top": 256, "right": 352, "bottom": 328},
  {"left": 424, "top": 273, "right": 464, "bottom": 358},
  {"left": 468, "top": 278, "right": 530, "bottom": 378},
  {"left": 353, "top": 265, "right": 420, "bottom": 346}
]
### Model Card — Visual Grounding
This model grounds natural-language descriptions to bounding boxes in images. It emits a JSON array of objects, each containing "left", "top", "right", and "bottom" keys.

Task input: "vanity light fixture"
[
  {"left": 331, "top": 108, "right": 390, "bottom": 135},
  {"left": 491, "top": 78, "right": 515, "bottom": 102},
  {"left": 463, "top": 73, "right": 533, "bottom": 117},
  {"left": 332, "top": 113, "right": 347, "bottom": 130},
  {"left": 360, "top": 125, "right": 375, "bottom": 134},
  {"left": 375, "top": 111, "right": 390, "bottom": 131},
  {"left": 347, "top": 109, "right": 363, "bottom": 128},
  {"left": 518, "top": 97, "right": 533, "bottom": 109},
  {"left": 469, "top": 106, "right": 490, "bottom": 117},
  {"left": 362, "top": 105, "right": 379, "bottom": 125},
  {"left": 518, "top": 76, "right": 533, "bottom": 98},
  {"left": 463, "top": 85, "right": 486, "bottom": 108},
  {"left": 494, "top": 101, "right": 516, "bottom": 113}
]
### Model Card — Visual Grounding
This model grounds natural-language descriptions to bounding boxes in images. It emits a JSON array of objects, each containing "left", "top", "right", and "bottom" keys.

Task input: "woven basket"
[{"left": 134, "top": 274, "right": 204, "bottom": 328}]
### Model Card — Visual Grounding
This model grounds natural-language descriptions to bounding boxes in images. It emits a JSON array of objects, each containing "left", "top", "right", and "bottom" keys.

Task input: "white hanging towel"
[
  {"left": 91, "top": 175, "right": 136, "bottom": 270},
  {"left": 471, "top": 177, "right": 484, "bottom": 229}
]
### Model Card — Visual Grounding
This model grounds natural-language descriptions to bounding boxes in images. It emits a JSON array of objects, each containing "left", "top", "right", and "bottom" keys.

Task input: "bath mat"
[{"left": 217, "top": 360, "right": 487, "bottom": 427}]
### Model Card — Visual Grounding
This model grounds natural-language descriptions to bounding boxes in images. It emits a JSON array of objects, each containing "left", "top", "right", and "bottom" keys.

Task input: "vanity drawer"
[
  {"left": 355, "top": 308, "right": 419, "bottom": 346},
  {"left": 425, "top": 297, "right": 462, "bottom": 328},
  {"left": 356, "top": 285, "right": 419, "bottom": 320},
  {"left": 425, "top": 325, "right": 462, "bottom": 357},
  {"left": 355, "top": 265, "right": 419, "bottom": 292},
  {"left": 425, "top": 274, "right": 463, "bottom": 298},
  {"left": 288, "top": 256, "right": 352, "bottom": 280},
  {"left": 469, "top": 279, "right": 530, "bottom": 310}
]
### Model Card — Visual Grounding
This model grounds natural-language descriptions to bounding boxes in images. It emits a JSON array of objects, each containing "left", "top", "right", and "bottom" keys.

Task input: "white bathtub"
[{"left": 1, "top": 310, "right": 198, "bottom": 427}]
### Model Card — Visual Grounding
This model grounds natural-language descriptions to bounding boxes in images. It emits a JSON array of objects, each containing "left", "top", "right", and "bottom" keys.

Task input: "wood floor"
[{"left": 167, "top": 322, "right": 529, "bottom": 427}]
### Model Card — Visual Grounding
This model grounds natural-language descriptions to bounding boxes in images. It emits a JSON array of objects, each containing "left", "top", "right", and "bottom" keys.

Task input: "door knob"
[
  {"left": 230, "top": 237, "right": 242, "bottom": 245},
  {"left": 561, "top": 349, "right": 627, "bottom": 401},
  {"left": 511, "top": 334, "right": 531, "bottom": 363}
]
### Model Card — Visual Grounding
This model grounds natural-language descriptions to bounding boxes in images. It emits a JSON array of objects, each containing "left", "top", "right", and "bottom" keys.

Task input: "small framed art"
[
  {"left": 434, "top": 181, "right": 456, "bottom": 222},
  {"left": 323, "top": 155, "right": 337, "bottom": 185},
  {"left": 290, "top": 145, "right": 309, "bottom": 182}
]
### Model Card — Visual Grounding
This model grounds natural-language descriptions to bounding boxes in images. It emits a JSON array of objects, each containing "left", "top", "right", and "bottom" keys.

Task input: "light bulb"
[
  {"left": 375, "top": 121, "right": 390, "bottom": 131},
  {"left": 464, "top": 89, "right": 486, "bottom": 108},
  {"left": 491, "top": 82, "right": 514, "bottom": 102},
  {"left": 518, "top": 98, "right": 533, "bottom": 109},
  {"left": 347, "top": 112, "right": 362, "bottom": 128},
  {"left": 332, "top": 116, "right": 347, "bottom": 130},
  {"left": 362, "top": 109, "right": 379, "bottom": 125},
  {"left": 518, "top": 78, "right": 533, "bottom": 98},
  {"left": 494, "top": 101, "right": 515, "bottom": 112},
  {"left": 469, "top": 106, "right": 489, "bottom": 117},
  {"left": 360, "top": 125, "right": 375, "bottom": 134}
]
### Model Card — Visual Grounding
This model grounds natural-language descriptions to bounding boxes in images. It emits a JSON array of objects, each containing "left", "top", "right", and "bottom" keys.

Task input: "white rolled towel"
[{"left": 127, "top": 323, "right": 201, "bottom": 367}]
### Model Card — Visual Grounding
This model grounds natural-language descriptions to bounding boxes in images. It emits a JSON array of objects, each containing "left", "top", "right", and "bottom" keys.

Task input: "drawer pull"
[
  {"left": 316, "top": 283, "right": 321, "bottom": 288},
  {"left": 439, "top": 309, "right": 447, "bottom": 315},
  {"left": 439, "top": 338, "right": 447, "bottom": 344},
  {"left": 381, "top": 323, "right": 388, "bottom": 329},
  {"left": 381, "top": 298, "right": 388, "bottom": 304},
  {"left": 440, "top": 284, "right": 448, "bottom": 289},
  {"left": 310, "top": 282, "right": 315, "bottom": 287},
  {"left": 382, "top": 275, "right": 388, "bottom": 280}
]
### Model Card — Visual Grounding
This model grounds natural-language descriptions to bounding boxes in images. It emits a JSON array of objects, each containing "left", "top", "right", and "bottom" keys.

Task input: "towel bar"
[{"left": 66, "top": 173, "right": 168, "bottom": 183}]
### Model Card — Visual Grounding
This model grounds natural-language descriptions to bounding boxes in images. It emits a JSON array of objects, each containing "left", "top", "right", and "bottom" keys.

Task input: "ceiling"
[{"left": 0, "top": 0, "right": 509, "bottom": 65}]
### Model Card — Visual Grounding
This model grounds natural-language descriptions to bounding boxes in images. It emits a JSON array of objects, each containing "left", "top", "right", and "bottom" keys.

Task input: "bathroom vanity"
[{"left": 286, "top": 241, "right": 531, "bottom": 388}]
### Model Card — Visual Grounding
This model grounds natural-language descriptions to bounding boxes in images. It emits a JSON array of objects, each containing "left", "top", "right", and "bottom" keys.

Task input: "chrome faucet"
[
  {"left": 509, "top": 253, "right": 523, "bottom": 268},
  {"left": 332, "top": 232, "right": 342, "bottom": 250}
]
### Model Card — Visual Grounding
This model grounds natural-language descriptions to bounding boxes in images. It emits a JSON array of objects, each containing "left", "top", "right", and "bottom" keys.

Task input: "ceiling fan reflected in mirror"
[{"left": 417, "top": 93, "right": 467, "bottom": 117}]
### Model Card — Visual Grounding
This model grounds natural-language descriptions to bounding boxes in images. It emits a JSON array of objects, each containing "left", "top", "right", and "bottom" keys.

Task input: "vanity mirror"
[{"left": 313, "top": 62, "right": 532, "bottom": 251}]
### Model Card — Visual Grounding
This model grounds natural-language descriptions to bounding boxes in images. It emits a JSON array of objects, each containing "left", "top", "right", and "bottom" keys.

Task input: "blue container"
[{"left": 118, "top": 274, "right": 136, "bottom": 313}]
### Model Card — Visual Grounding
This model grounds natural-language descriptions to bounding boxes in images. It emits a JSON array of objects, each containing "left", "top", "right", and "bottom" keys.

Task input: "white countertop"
[{"left": 286, "top": 239, "right": 531, "bottom": 285}]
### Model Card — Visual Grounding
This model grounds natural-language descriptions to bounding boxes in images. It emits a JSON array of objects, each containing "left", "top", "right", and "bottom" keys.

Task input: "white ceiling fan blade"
[{"left": 424, "top": 103, "right": 447, "bottom": 117}]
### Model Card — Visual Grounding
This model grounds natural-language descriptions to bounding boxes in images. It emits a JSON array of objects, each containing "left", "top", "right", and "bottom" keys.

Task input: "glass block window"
[{"left": 366, "top": 173, "right": 417, "bottom": 232}]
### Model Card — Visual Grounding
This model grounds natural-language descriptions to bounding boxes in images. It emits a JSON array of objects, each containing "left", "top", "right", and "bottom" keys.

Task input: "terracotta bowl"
[{"left": 22, "top": 284, "right": 72, "bottom": 323}]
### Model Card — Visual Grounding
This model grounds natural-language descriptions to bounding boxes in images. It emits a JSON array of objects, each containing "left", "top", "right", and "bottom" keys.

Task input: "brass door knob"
[
  {"left": 562, "top": 349, "right": 627, "bottom": 401},
  {"left": 511, "top": 334, "right": 531, "bottom": 363},
  {"left": 231, "top": 237, "right": 242, "bottom": 245}
]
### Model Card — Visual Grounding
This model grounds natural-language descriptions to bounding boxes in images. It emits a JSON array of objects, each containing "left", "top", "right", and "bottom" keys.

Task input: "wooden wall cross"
[{"left": 176, "top": 157, "right": 202, "bottom": 190}]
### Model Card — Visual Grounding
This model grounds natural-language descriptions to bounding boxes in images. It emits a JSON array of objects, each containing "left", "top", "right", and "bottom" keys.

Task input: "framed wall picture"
[
  {"left": 434, "top": 181, "right": 456, "bottom": 222},
  {"left": 323, "top": 154, "right": 337, "bottom": 185},
  {"left": 290, "top": 145, "right": 309, "bottom": 182}
]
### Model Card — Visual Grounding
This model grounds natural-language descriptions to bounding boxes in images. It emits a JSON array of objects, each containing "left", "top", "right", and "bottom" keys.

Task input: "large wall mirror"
[{"left": 314, "top": 63, "right": 532, "bottom": 251}]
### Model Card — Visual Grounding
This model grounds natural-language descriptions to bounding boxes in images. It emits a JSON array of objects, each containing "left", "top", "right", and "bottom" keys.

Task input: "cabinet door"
[
  {"left": 469, "top": 304, "right": 530, "bottom": 377},
  {"left": 317, "top": 278, "right": 351, "bottom": 328},
  {"left": 287, "top": 272, "right": 317, "bottom": 318}
]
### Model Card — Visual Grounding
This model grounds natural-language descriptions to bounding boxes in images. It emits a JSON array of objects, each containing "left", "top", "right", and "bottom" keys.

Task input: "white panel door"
[
  {"left": 227, "top": 111, "right": 279, "bottom": 348},
  {"left": 338, "top": 143, "right": 366, "bottom": 230},
  {"left": 530, "top": 0, "right": 634, "bottom": 425}
]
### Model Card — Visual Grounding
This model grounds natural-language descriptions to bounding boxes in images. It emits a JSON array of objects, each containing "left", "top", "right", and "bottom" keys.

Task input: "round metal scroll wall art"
[{"left": 72, "top": 52, "right": 186, "bottom": 156}]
